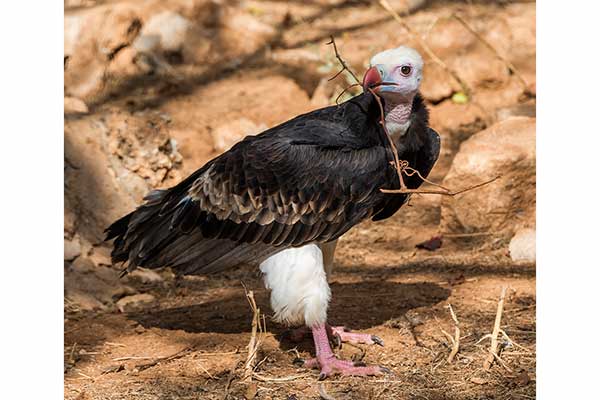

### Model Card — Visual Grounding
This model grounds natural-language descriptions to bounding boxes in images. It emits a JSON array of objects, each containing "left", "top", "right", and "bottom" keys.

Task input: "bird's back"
[{"left": 105, "top": 92, "right": 439, "bottom": 275}]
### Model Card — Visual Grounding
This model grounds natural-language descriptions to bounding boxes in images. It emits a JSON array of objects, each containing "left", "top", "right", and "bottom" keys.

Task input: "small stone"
[
  {"left": 134, "top": 325, "right": 146, "bottom": 334},
  {"left": 470, "top": 376, "right": 487, "bottom": 385},
  {"left": 64, "top": 96, "right": 89, "bottom": 114},
  {"left": 66, "top": 291, "right": 106, "bottom": 312},
  {"left": 129, "top": 268, "right": 164, "bottom": 284},
  {"left": 509, "top": 228, "right": 536, "bottom": 263},
  {"left": 116, "top": 294, "right": 157, "bottom": 313},
  {"left": 64, "top": 237, "right": 82, "bottom": 261}
]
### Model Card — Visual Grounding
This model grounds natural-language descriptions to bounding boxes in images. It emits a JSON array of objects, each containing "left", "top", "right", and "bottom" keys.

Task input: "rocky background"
[{"left": 64, "top": 1, "right": 536, "bottom": 399}]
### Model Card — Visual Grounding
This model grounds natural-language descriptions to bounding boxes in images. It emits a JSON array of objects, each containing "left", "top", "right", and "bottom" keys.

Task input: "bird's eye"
[{"left": 400, "top": 65, "right": 412, "bottom": 76}]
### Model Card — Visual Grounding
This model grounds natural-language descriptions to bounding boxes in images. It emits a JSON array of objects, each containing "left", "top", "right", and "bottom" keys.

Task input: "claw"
[
  {"left": 379, "top": 366, "right": 392, "bottom": 374},
  {"left": 292, "top": 357, "right": 305, "bottom": 367},
  {"left": 371, "top": 335, "right": 385, "bottom": 346}
]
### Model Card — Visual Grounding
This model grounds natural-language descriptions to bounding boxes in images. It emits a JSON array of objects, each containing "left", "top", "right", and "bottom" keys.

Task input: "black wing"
[
  {"left": 106, "top": 93, "right": 440, "bottom": 275},
  {"left": 107, "top": 94, "right": 392, "bottom": 274}
]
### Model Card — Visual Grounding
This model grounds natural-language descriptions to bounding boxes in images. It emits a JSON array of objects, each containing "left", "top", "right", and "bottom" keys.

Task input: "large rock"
[
  {"left": 210, "top": 118, "right": 266, "bottom": 153},
  {"left": 65, "top": 108, "right": 183, "bottom": 242},
  {"left": 116, "top": 294, "right": 157, "bottom": 313},
  {"left": 440, "top": 117, "right": 535, "bottom": 237}
]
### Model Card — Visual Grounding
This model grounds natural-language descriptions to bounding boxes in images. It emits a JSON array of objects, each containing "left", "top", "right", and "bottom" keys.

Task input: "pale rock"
[
  {"left": 211, "top": 118, "right": 267, "bottom": 153},
  {"left": 441, "top": 117, "right": 536, "bottom": 237},
  {"left": 66, "top": 291, "right": 106, "bottom": 312},
  {"left": 133, "top": 11, "right": 191, "bottom": 53},
  {"left": 64, "top": 236, "right": 82, "bottom": 261},
  {"left": 129, "top": 268, "right": 164, "bottom": 284},
  {"left": 509, "top": 228, "right": 536, "bottom": 263},
  {"left": 64, "top": 96, "right": 89, "bottom": 114},
  {"left": 116, "top": 294, "right": 158, "bottom": 313}
]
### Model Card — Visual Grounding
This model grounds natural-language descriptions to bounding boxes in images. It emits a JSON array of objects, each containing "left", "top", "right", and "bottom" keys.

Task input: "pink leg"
[
  {"left": 330, "top": 326, "right": 384, "bottom": 346},
  {"left": 299, "top": 324, "right": 389, "bottom": 379},
  {"left": 287, "top": 325, "right": 383, "bottom": 346}
]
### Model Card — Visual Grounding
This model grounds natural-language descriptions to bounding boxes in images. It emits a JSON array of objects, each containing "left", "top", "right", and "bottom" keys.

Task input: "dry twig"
[
  {"left": 378, "top": 0, "right": 472, "bottom": 95},
  {"left": 483, "top": 286, "right": 508, "bottom": 370},
  {"left": 318, "top": 382, "right": 337, "bottom": 400},
  {"left": 368, "top": 87, "right": 500, "bottom": 197},
  {"left": 451, "top": 14, "right": 530, "bottom": 91},
  {"left": 326, "top": 35, "right": 499, "bottom": 198},
  {"left": 326, "top": 36, "right": 361, "bottom": 85},
  {"left": 242, "top": 284, "right": 267, "bottom": 382},
  {"left": 443, "top": 304, "right": 460, "bottom": 363}
]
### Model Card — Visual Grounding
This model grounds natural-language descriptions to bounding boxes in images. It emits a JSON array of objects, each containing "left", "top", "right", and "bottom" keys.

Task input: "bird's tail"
[{"left": 105, "top": 171, "right": 279, "bottom": 276}]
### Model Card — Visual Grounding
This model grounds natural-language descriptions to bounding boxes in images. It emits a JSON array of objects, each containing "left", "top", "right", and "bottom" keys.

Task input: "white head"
[{"left": 363, "top": 46, "right": 423, "bottom": 102}]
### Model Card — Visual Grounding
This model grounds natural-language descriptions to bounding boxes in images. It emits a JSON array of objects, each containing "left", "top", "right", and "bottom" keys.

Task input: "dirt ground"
[
  {"left": 65, "top": 223, "right": 535, "bottom": 399},
  {"left": 64, "top": 0, "right": 536, "bottom": 399}
]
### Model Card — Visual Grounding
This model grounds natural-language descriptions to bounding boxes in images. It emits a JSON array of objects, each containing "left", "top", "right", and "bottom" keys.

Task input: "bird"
[{"left": 106, "top": 45, "right": 440, "bottom": 379}]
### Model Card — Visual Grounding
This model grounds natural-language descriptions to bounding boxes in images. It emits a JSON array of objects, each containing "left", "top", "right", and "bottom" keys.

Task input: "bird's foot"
[
  {"left": 294, "top": 323, "right": 389, "bottom": 379},
  {"left": 295, "top": 355, "right": 389, "bottom": 379},
  {"left": 330, "top": 326, "right": 384, "bottom": 346}
]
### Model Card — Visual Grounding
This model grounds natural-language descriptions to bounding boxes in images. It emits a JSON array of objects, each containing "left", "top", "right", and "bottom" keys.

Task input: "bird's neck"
[{"left": 384, "top": 97, "right": 413, "bottom": 141}]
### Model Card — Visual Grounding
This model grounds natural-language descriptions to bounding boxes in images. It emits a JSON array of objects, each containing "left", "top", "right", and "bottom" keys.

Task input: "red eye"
[{"left": 400, "top": 65, "right": 412, "bottom": 76}]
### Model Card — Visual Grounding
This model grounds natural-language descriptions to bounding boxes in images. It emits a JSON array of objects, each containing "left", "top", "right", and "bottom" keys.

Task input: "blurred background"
[{"left": 64, "top": 1, "right": 536, "bottom": 398}]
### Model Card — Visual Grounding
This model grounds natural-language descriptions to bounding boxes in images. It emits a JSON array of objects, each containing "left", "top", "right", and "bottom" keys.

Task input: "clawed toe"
[{"left": 371, "top": 335, "right": 385, "bottom": 346}]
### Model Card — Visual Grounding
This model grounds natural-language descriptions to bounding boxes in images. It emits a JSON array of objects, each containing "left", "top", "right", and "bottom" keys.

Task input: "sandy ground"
[{"left": 65, "top": 197, "right": 536, "bottom": 399}]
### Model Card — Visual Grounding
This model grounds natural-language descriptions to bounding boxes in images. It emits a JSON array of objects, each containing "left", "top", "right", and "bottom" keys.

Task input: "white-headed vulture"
[{"left": 106, "top": 46, "right": 440, "bottom": 378}]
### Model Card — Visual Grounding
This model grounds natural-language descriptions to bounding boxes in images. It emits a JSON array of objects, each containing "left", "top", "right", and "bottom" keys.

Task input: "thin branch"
[
  {"left": 446, "top": 304, "right": 460, "bottom": 363},
  {"left": 369, "top": 86, "right": 500, "bottom": 197},
  {"left": 451, "top": 14, "right": 529, "bottom": 91},
  {"left": 378, "top": 0, "right": 472, "bottom": 95},
  {"left": 483, "top": 286, "right": 508, "bottom": 370},
  {"left": 326, "top": 36, "right": 361, "bottom": 86},
  {"left": 318, "top": 382, "right": 337, "bottom": 400},
  {"left": 325, "top": 34, "right": 497, "bottom": 198},
  {"left": 242, "top": 284, "right": 266, "bottom": 382}
]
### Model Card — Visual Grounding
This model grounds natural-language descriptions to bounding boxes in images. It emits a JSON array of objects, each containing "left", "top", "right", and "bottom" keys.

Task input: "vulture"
[{"left": 106, "top": 46, "right": 440, "bottom": 379}]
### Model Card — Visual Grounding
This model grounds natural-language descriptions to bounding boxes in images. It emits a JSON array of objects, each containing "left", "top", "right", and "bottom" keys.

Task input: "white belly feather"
[{"left": 259, "top": 243, "right": 335, "bottom": 327}]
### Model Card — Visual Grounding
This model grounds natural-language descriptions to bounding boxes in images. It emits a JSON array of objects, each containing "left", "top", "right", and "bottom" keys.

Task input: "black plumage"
[{"left": 105, "top": 91, "right": 440, "bottom": 275}]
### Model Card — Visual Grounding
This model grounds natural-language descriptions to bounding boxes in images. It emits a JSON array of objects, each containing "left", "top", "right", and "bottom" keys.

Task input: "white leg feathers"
[{"left": 259, "top": 244, "right": 332, "bottom": 328}]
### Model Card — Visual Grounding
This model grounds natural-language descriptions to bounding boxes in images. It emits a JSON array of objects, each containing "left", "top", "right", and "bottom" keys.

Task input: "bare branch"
[
  {"left": 326, "top": 36, "right": 361, "bottom": 86},
  {"left": 483, "top": 286, "right": 508, "bottom": 370},
  {"left": 451, "top": 14, "right": 530, "bottom": 92},
  {"left": 378, "top": 0, "right": 472, "bottom": 95}
]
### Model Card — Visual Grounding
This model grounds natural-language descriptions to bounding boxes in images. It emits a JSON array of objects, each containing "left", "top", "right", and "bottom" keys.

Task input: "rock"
[
  {"left": 219, "top": 7, "right": 277, "bottom": 58},
  {"left": 71, "top": 256, "right": 96, "bottom": 274},
  {"left": 65, "top": 258, "right": 138, "bottom": 312},
  {"left": 509, "top": 228, "right": 536, "bottom": 263},
  {"left": 64, "top": 97, "right": 89, "bottom": 114},
  {"left": 210, "top": 118, "right": 266, "bottom": 153},
  {"left": 440, "top": 117, "right": 535, "bottom": 238},
  {"left": 495, "top": 101, "right": 536, "bottom": 122},
  {"left": 133, "top": 11, "right": 191, "bottom": 53},
  {"left": 65, "top": 108, "right": 182, "bottom": 241},
  {"left": 129, "top": 268, "right": 164, "bottom": 284},
  {"left": 66, "top": 291, "right": 106, "bottom": 312},
  {"left": 420, "top": 63, "right": 459, "bottom": 103},
  {"left": 64, "top": 4, "right": 142, "bottom": 101},
  {"left": 64, "top": 237, "right": 82, "bottom": 261},
  {"left": 116, "top": 294, "right": 157, "bottom": 313},
  {"left": 88, "top": 246, "right": 112, "bottom": 268},
  {"left": 161, "top": 73, "right": 312, "bottom": 175}
]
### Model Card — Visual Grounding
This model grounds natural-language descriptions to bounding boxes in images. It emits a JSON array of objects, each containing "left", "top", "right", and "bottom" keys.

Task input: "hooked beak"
[{"left": 362, "top": 66, "right": 398, "bottom": 93}]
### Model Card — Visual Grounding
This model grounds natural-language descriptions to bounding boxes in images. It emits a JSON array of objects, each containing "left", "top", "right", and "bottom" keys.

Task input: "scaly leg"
[
  {"left": 297, "top": 324, "right": 389, "bottom": 379},
  {"left": 287, "top": 325, "right": 384, "bottom": 346}
]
